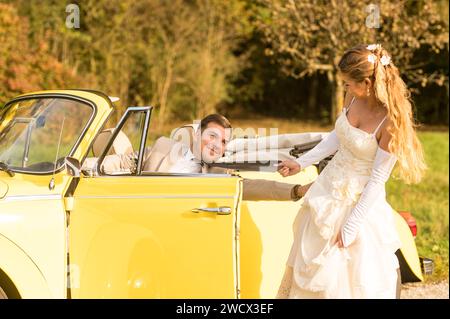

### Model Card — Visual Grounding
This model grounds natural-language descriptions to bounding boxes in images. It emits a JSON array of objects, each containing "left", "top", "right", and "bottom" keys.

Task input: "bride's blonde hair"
[{"left": 338, "top": 44, "right": 427, "bottom": 184}]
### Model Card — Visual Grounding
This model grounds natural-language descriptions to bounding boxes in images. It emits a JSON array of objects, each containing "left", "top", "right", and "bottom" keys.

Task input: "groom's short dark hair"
[{"left": 200, "top": 114, "right": 232, "bottom": 132}]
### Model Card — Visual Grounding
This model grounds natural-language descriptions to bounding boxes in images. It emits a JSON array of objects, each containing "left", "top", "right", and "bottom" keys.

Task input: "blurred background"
[{"left": 0, "top": 0, "right": 448, "bottom": 286}]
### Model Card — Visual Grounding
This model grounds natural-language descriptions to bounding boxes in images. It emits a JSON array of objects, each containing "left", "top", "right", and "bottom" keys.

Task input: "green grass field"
[{"left": 386, "top": 131, "right": 449, "bottom": 282}]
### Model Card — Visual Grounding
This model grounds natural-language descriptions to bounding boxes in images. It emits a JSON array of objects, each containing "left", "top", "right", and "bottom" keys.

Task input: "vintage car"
[{"left": 0, "top": 90, "right": 424, "bottom": 299}]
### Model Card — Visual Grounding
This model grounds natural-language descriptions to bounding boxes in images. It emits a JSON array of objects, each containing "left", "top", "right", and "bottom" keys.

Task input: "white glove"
[
  {"left": 295, "top": 130, "right": 339, "bottom": 169},
  {"left": 341, "top": 147, "right": 397, "bottom": 247}
]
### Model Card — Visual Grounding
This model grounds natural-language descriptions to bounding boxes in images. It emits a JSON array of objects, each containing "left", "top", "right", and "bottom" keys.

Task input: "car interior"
[{"left": 82, "top": 121, "right": 329, "bottom": 176}]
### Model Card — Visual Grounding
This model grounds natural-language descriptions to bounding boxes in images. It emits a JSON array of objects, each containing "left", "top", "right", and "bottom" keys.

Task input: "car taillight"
[{"left": 398, "top": 211, "right": 417, "bottom": 238}]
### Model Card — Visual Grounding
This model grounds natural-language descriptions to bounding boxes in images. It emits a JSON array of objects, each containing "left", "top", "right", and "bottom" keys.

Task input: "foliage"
[
  {"left": 0, "top": 3, "right": 79, "bottom": 104},
  {"left": 257, "top": 0, "right": 449, "bottom": 122},
  {"left": 0, "top": 0, "right": 448, "bottom": 125}
]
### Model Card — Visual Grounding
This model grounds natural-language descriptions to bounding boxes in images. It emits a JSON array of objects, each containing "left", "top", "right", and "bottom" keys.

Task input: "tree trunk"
[
  {"left": 158, "top": 57, "right": 174, "bottom": 126},
  {"left": 328, "top": 70, "right": 344, "bottom": 124},
  {"left": 307, "top": 75, "right": 319, "bottom": 118},
  {"left": 446, "top": 82, "right": 449, "bottom": 126}
]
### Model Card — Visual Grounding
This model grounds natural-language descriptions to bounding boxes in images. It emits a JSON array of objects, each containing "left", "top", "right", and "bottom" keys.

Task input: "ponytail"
[{"left": 339, "top": 44, "right": 427, "bottom": 184}]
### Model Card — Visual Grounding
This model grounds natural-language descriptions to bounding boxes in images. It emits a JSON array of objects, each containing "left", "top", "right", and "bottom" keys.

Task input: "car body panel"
[
  {"left": 0, "top": 195, "right": 66, "bottom": 298},
  {"left": 238, "top": 166, "right": 318, "bottom": 298},
  {"left": 69, "top": 175, "right": 242, "bottom": 298},
  {"left": 0, "top": 234, "right": 52, "bottom": 298}
]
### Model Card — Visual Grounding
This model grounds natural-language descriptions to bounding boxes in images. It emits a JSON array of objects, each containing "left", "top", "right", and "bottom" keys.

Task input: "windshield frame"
[{"left": 0, "top": 93, "right": 97, "bottom": 176}]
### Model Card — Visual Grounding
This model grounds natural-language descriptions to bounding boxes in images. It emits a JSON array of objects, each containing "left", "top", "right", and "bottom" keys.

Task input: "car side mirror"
[{"left": 65, "top": 157, "right": 81, "bottom": 178}]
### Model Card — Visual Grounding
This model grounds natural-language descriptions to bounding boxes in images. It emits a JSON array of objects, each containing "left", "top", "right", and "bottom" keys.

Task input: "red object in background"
[{"left": 398, "top": 211, "right": 417, "bottom": 238}]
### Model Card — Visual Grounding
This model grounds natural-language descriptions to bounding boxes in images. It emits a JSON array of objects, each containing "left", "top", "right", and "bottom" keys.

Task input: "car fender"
[
  {"left": 393, "top": 211, "right": 424, "bottom": 282},
  {"left": 0, "top": 234, "right": 53, "bottom": 298}
]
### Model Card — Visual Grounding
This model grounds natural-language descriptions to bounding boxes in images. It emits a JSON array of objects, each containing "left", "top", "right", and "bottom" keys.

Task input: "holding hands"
[{"left": 277, "top": 160, "right": 301, "bottom": 177}]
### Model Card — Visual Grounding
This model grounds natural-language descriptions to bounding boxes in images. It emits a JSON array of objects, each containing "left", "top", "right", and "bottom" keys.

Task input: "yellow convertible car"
[{"left": 0, "top": 90, "right": 424, "bottom": 299}]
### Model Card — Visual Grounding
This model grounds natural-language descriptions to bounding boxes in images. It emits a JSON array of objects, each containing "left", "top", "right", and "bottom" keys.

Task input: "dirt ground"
[{"left": 401, "top": 280, "right": 449, "bottom": 299}]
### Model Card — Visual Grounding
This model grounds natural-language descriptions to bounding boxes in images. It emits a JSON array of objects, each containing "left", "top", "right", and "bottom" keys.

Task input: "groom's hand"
[{"left": 277, "top": 160, "right": 301, "bottom": 177}]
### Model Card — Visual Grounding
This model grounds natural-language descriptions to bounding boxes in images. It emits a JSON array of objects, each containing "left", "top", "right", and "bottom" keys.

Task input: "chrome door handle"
[{"left": 191, "top": 206, "right": 232, "bottom": 215}]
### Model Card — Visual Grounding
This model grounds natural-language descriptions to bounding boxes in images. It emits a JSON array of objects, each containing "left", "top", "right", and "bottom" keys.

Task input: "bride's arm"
[
  {"left": 296, "top": 93, "right": 355, "bottom": 170},
  {"left": 278, "top": 129, "right": 339, "bottom": 177},
  {"left": 296, "top": 93, "right": 353, "bottom": 169},
  {"left": 295, "top": 129, "right": 340, "bottom": 169},
  {"left": 340, "top": 129, "right": 397, "bottom": 247},
  {"left": 278, "top": 94, "right": 354, "bottom": 177}
]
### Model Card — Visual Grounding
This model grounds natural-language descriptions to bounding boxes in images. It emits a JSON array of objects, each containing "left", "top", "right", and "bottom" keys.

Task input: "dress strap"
[
  {"left": 372, "top": 116, "right": 387, "bottom": 135},
  {"left": 344, "top": 96, "right": 356, "bottom": 114}
]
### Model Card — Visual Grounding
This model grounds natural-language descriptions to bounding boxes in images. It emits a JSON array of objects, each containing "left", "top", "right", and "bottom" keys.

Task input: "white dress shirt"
[{"left": 168, "top": 148, "right": 202, "bottom": 173}]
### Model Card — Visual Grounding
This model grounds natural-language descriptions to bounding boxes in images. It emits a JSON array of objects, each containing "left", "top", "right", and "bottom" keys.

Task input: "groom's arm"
[{"left": 242, "top": 179, "right": 311, "bottom": 201}]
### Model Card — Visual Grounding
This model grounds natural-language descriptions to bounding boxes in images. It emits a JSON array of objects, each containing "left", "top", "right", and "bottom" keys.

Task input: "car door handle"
[{"left": 191, "top": 206, "right": 232, "bottom": 215}]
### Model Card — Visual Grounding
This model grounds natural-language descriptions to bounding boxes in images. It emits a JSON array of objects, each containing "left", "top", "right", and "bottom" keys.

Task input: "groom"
[{"left": 98, "top": 113, "right": 309, "bottom": 201}]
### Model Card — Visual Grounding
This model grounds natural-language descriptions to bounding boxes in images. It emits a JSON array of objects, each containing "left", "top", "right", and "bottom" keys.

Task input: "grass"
[{"left": 386, "top": 131, "right": 449, "bottom": 283}]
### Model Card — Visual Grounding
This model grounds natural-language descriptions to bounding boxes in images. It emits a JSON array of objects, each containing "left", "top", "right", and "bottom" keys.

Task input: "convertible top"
[{"left": 218, "top": 132, "right": 328, "bottom": 164}]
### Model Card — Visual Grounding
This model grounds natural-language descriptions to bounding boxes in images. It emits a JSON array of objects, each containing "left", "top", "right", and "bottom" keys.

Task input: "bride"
[{"left": 276, "top": 44, "right": 427, "bottom": 298}]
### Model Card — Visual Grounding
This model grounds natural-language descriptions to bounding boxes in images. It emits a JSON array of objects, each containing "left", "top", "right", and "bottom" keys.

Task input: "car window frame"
[
  {"left": 96, "top": 106, "right": 236, "bottom": 178},
  {"left": 0, "top": 94, "right": 97, "bottom": 175},
  {"left": 97, "top": 106, "right": 152, "bottom": 176}
]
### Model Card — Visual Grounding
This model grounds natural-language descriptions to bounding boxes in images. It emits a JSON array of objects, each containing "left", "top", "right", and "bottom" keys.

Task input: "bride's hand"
[
  {"left": 277, "top": 160, "right": 301, "bottom": 177},
  {"left": 335, "top": 231, "right": 344, "bottom": 248}
]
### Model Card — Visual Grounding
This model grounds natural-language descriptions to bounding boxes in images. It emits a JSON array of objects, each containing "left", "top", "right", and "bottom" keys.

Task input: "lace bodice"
[
  {"left": 335, "top": 95, "right": 387, "bottom": 159},
  {"left": 330, "top": 112, "right": 378, "bottom": 176},
  {"left": 329, "top": 103, "right": 387, "bottom": 177}
]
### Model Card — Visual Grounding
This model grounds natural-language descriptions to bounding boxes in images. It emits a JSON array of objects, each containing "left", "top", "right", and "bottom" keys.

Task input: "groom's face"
[{"left": 198, "top": 122, "right": 232, "bottom": 163}]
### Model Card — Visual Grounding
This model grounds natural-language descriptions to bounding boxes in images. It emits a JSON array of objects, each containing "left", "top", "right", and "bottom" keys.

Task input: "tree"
[
  {"left": 132, "top": 0, "right": 200, "bottom": 124},
  {"left": 181, "top": 0, "right": 252, "bottom": 119},
  {"left": 257, "top": 0, "right": 449, "bottom": 123},
  {"left": 130, "top": 0, "right": 250, "bottom": 124},
  {"left": 0, "top": 3, "right": 78, "bottom": 105}
]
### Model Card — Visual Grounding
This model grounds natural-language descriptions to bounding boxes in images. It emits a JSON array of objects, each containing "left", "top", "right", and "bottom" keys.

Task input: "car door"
[{"left": 68, "top": 107, "right": 243, "bottom": 298}]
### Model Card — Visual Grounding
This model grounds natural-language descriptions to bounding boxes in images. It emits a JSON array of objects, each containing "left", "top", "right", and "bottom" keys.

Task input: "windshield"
[{"left": 0, "top": 97, "right": 93, "bottom": 174}]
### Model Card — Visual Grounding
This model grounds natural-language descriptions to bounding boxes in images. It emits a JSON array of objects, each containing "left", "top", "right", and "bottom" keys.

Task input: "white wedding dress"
[{"left": 276, "top": 98, "right": 402, "bottom": 299}]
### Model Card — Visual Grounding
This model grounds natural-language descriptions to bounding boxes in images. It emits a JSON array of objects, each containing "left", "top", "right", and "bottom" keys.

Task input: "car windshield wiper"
[{"left": 0, "top": 161, "right": 15, "bottom": 177}]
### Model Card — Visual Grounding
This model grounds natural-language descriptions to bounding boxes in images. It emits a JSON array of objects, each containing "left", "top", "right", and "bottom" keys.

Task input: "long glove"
[
  {"left": 295, "top": 130, "right": 339, "bottom": 169},
  {"left": 341, "top": 147, "right": 397, "bottom": 247}
]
